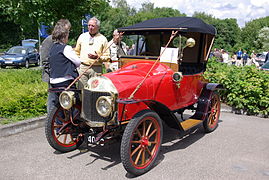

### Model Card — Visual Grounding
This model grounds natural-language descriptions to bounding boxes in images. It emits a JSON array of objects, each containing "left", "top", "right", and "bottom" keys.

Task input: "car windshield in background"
[{"left": 7, "top": 47, "right": 27, "bottom": 54}]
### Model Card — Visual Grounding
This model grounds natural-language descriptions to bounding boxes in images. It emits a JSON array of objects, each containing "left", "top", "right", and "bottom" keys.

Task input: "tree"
[
  {"left": 241, "top": 16, "right": 269, "bottom": 52},
  {"left": 193, "top": 12, "right": 240, "bottom": 53},
  {"left": 255, "top": 27, "right": 269, "bottom": 51},
  {"left": 0, "top": 0, "right": 110, "bottom": 43},
  {"left": 100, "top": 0, "right": 136, "bottom": 40},
  {"left": 128, "top": 3, "right": 185, "bottom": 25}
]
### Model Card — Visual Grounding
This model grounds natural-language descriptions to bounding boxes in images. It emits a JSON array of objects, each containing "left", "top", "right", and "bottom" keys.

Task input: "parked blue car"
[{"left": 0, "top": 46, "right": 40, "bottom": 68}]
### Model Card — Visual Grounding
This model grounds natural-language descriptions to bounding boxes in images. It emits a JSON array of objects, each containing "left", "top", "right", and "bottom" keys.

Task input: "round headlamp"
[
  {"left": 96, "top": 96, "right": 112, "bottom": 117},
  {"left": 59, "top": 91, "right": 75, "bottom": 110},
  {"left": 172, "top": 72, "right": 183, "bottom": 82}
]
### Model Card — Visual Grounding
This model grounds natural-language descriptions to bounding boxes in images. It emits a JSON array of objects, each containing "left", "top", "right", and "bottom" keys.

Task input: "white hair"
[
  {"left": 88, "top": 16, "right": 100, "bottom": 27},
  {"left": 113, "top": 29, "right": 119, "bottom": 35}
]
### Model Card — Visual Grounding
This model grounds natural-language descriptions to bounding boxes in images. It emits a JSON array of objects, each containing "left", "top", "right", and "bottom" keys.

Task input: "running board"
[{"left": 180, "top": 119, "right": 203, "bottom": 131}]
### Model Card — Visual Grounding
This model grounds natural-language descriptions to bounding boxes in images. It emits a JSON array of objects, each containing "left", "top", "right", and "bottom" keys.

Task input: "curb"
[
  {"left": 0, "top": 103, "right": 233, "bottom": 138},
  {"left": 0, "top": 115, "right": 46, "bottom": 137}
]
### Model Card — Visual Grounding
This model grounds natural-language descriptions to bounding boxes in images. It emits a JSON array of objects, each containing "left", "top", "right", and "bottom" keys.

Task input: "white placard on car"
[{"left": 160, "top": 47, "right": 178, "bottom": 64}]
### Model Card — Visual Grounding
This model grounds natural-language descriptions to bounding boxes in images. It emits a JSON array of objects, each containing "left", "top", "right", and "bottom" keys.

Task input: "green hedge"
[
  {"left": 1, "top": 60, "right": 268, "bottom": 125},
  {"left": 0, "top": 69, "right": 47, "bottom": 124},
  {"left": 204, "top": 59, "right": 269, "bottom": 116}
]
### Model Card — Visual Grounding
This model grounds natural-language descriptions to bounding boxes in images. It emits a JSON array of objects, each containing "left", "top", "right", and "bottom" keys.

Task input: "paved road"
[{"left": 0, "top": 112, "right": 269, "bottom": 180}]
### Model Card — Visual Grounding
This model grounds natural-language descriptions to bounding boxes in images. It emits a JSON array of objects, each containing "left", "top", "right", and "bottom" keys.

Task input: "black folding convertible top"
[{"left": 118, "top": 17, "right": 216, "bottom": 35}]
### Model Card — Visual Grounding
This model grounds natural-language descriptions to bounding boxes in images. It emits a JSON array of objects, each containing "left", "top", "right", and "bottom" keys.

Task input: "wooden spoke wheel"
[
  {"left": 45, "top": 104, "right": 82, "bottom": 153},
  {"left": 121, "top": 110, "right": 163, "bottom": 175},
  {"left": 203, "top": 92, "right": 221, "bottom": 132}
]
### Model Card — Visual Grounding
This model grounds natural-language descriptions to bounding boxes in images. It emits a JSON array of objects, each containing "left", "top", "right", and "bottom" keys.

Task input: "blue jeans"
[{"left": 47, "top": 83, "right": 58, "bottom": 114}]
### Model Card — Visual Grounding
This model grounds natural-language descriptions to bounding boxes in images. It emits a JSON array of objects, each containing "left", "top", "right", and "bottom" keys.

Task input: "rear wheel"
[
  {"left": 203, "top": 92, "right": 221, "bottom": 132},
  {"left": 121, "top": 110, "right": 163, "bottom": 176},
  {"left": 45, "top": 104, "right": 83, "bottom": 153}
]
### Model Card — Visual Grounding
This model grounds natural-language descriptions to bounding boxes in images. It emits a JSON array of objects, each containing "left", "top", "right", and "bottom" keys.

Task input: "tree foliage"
[
  {"left": 0, "top": 0, "right": 269, "bottom": 54},
  {"left": 255, "top": 27, "right": 269, "bottom": 51},
  {"left": 193, "top": 12, "right": 240, "bottom": 52},
  {"left": 0, "top": 0, "right": 110, "bottom": 44},
  {"left": 240, "top": 16, "right": 269, "bottom": 52}
]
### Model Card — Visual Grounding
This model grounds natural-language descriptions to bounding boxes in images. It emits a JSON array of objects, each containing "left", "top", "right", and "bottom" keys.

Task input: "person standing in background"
[
  {"left": 105, "top": 29, "right": 127, "bottom": 72},
  {"left": 242, "top": 51, "right": 248, "bottom": 66},
  {"left": 221, "top": 49, "right": 229, "bottom": 64},
  {"left": 74, "top": 17, "right": 110, "bottom": 88},
  {"left": 40, "top": 19, "right": 71, "bottom": 114}
]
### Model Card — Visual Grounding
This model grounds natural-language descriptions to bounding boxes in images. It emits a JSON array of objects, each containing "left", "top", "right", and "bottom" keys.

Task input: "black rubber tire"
[
  {"left": 203, "top": 92, "right": 221, "bottom": 133},
  {"left": 35, "top": 57, "right": 40, "bottom": 66},
  {"left": 25, "top": 60, "right": 29, "bottom": 68},
  {"left": 121, "top": 110, "right": 163, "bottom": 176},
  {"left": 45, "top": 104, "right": 82, "bottom": 153}
]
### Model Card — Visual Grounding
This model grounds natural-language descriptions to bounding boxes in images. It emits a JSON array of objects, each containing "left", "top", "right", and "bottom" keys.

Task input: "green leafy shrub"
[
  {"left": 0, "top": 69, "right": 47, "bottom": 124},
  {"left": 204, "top": 59, "right": 269, "bottom": 116}
]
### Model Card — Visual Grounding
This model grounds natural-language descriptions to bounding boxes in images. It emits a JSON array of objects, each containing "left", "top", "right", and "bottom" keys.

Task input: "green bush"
[
  {"left": 0, "top": 69, "right": 47, "bottom": 124},
  {"left": 204, "top": 59, "right": 269, "bottom": 116}
]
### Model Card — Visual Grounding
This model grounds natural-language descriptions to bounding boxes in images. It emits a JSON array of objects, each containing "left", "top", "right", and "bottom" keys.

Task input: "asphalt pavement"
[{"left": 0, "top": 108, "right": 269, "bottom": 179}]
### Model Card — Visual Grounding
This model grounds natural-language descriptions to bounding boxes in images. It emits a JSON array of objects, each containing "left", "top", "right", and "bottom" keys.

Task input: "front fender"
[
  {"left": 206, "top": 83, "right": 224, "bottom": 91},
  {"left": 117, "top": 99, "right": 183, "bottom": 131}
]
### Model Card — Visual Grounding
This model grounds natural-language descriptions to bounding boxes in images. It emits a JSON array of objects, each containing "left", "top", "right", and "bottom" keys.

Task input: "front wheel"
[
  {"left": 25, "top": 60, "right": 29, "bottom": 68},
  {"left": 35, "top": 57, "right": 40, "bottom": 66},
  {"left": 45, "top": 104, "right": 83, "bottom": 153},
  {"left": 121, "top": 110, "right": 163, "bottom": 176},
  {"left": 203, "top": 92, "right": 221, "bottom": 132}
]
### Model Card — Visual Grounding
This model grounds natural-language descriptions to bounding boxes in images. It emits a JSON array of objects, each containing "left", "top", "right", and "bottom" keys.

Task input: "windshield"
[
  {"left": 125, "top": 33, "right": 176, "bottom": 56},
  {"left": 7, "top": 47, "right": 27, "bottom": 54}
]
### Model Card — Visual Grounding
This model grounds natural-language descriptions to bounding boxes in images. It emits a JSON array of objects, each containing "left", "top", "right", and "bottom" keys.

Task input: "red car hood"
[{"left": 103, "top": 61, "right": 170, "bottom": 99}]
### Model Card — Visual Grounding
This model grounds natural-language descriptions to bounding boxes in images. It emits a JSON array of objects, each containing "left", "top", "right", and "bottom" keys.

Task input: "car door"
[{"left": 27, "top": 47, "right": 37, "bottom": 64}]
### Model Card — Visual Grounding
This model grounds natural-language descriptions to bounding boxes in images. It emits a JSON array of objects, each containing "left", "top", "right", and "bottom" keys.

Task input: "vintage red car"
[{"left": 45, "top": 17, "right": 222, "bottom": 175}]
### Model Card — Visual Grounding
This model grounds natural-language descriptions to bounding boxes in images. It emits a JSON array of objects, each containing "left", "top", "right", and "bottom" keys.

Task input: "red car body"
[
  {"left": 104, "top": 60, "right": 206, "bottom": 121},
  {"left": 45, "top": 17, "right": 223, "bottom": 176}
]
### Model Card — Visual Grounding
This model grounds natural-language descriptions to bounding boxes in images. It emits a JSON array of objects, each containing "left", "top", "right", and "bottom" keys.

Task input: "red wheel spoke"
[
  {"left": 56, "top": 134, "right": 62, "bottom": 139},
  {"left": 148, "top": 129, "right": 157, "bottom": 138},
  {"left": 135, "top": 148, "right": 143, "bottom": 165},
  {"left": 63, "top": 134, "right": 67, "bottom": 144},
  {"left": 151, "top": 144, "right": 157, "bottom": 155},
  {"left": 131, "top": 145, "right": 142, "bottom": 157},
  {"left": 136, "top": 129, "right": 142, "bottom": 138},
  {"left": 145, "top": 146, "right": 152, "bottom": 156},
  {"left": 146, "top": 122, "right": 153, "bottom": 136},
  {"left": 142, "top": 121, "right": 146, "bottom": 136},
  {"left": 73, "top": 111, "right": 80, "bottom": 120},
  {"left": 149, "top": 140, "right": 157, "bottom": 145},
  {"left": 142, "top": 148, "right": 145, "bottom": 165},
  {"left": 55, "top": 114, "right": 65, "bottom": 123},
  {"left": 53, "top": 124, "right": 62, "bottom": 129},
  {"left": 131, "top": 140, "right": 141, "bottom": 144}
]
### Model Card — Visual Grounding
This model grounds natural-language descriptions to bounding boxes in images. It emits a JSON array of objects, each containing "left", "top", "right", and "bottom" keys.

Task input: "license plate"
[
  {"left": 5, "top": 61, "right": 13, "bottom": 64},
  {"left": 85, "top": 133, "right": 104, "bottom": 145}
]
